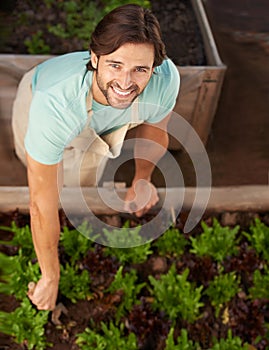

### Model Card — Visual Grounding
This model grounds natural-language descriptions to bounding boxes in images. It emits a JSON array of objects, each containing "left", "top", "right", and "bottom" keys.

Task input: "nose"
[{"left": 117, "top": 70, "right": 133, "bottom": 90}]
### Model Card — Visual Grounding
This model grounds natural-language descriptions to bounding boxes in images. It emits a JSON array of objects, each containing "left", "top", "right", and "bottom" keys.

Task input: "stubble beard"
[{"left": 95, "top": 71, "right": 140, "bottom": 109}]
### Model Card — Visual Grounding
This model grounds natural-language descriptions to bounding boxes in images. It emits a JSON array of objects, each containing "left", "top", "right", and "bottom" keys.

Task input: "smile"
[{"left": 112, "top": 86, "right": 133, "bottom": 97}]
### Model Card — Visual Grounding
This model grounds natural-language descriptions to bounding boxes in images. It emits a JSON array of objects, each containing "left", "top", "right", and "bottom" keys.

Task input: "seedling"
[
  {"left": 148, "top": 264, "right": 204, "bottom": 324},
  {"left": 106, "top": 266, "right": 146, "bottom": 323},
  {"left": 59, "top": 263, "right": 91, "bottom": 303},
  {"left": 0, "top": 250, "right": 40, "bottom": 299},
  {"left": 190, "top": 218, "right": 240, "bottom": 262},
  {"left": 243, "top": 218, "right": 269, "bottom": 262},
  {"left": 165, "top": 327, "right": 199, "bottom": 350},
  {"left": 60, "top": 222, "right": 95, "bottom": 265},
  {"left": 103, "top": 222, "right": 152, "bottom": 264},
  {"left": 76, "top": 321, "right": 137, "bottom": 350},
  {"left": 153, "top": 226, "right": 188, "bottom": 258},
  {"left": 249, "top": 266, "right": 269, "bottom": 300},
  {"left": 0, "top": 221, "right": 35, "bottom": 259},
  {"left": 205, "top": 271, "right": 241, "bottom": 317},
  {"left": 211, "top": 329, "right": 249, "bottom": 350},
  {"left": 0, "top": 297, "right": 50, "bottom": 350}
]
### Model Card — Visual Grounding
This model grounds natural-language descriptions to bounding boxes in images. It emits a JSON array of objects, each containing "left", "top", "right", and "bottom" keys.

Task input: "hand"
[
  {"left": 27, "top": 277, "right": 59, "bottom": 311},
  {"left": 124, "top": 179, "right": 159, "bottom": 217}
]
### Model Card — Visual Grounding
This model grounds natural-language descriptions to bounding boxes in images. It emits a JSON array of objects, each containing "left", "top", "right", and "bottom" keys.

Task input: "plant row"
[{"left": 0, "top": 217, "right": 268, "bottom": 349}]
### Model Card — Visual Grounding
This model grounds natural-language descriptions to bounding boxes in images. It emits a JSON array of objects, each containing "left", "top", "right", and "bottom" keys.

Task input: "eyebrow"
[{"left": 105, "top": 59, "right": 151, "bottom": 71}]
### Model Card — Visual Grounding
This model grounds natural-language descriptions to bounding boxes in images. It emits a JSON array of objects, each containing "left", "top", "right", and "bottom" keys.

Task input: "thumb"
[{"left": 28, "top": 281, "right": 36, "bottom": 296}]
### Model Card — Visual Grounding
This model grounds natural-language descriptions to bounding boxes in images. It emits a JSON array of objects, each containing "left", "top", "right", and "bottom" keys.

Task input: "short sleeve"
[
  {"left": 24, "top": 91, "right": 80, "bottom": 164},
  {"left": 145, "top": 59, "right": 180, "bottom": 124}
]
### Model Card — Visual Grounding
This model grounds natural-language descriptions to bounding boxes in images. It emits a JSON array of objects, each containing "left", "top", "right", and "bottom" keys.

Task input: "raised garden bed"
[
  {"left": 0, "top": 209, "right": 269, "bottom": 349},
  {"left": 0, "top": 0, "right": 226, "bottom": 151},
  {"left": 2, "top": 2, "right": 268, "bottom": 349}
]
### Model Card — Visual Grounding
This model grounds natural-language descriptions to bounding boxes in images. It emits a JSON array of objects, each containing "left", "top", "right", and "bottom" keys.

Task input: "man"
[{"left": 12, "top": 4, "right": 180, "bottom": 310}]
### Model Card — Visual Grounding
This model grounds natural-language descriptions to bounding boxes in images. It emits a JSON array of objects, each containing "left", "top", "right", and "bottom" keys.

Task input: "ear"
[{"left": 90, "top": 51, "right": 98, "bottom": 69}]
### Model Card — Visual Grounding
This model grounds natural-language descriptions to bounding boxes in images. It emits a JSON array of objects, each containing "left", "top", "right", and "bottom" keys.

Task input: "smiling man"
[
  {"left": 12, "top": 4, "right": 180, "bottom": 310},
  {"left": 91, "top": 43, "right": 154, "bottom": 109}
]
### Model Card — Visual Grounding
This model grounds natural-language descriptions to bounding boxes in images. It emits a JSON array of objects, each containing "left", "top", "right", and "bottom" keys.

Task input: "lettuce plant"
[
  {"left": 76, "top": 321, "right": 137, "bottom": 350},
  {"left": 60, "top": 222, "right": 95, "bottom": 265},
  {"left": 106, "top": 266, "right": 146, "bottom": 323},
  {"left": 153, "top": 227, "right": 188, "bottom": 258},
  {"left": 165, "top": 327, "right": 199, "bottom": 350},
  {"left": 59, "top": 263, "right": 91, "bottom": 303},
  {"left": 103, "top": 223, "right": 152, "bottom": 264},
  {"left": 0, "top": 297, "right": 50, "bottom": 350},
  {"left": 210, "top": 329, "right": 249, "bottom": 350},
  {"left": 0, "top": 221, "right": 35, "bottom": 259},
  {"left": 243, "top": 218, "right": 269, "bottom": 262},
  {"left": 205, "top": 271, "right": 241, "bottom": 317},
  {"left": 148, "top": 264, "right": 204, "bottom": 323},
  {"left": 0, "top": 250, "right": 40, "bottom": 299},
  {"left": 249, "top": 266, "right": 269, "bottom": 300},
  {"left": 190, "top": 218, "right": 240, "bottom": 262}
]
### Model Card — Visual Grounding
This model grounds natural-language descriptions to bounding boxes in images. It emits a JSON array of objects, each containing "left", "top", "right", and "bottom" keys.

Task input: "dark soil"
[
  {"left": 0, "top": 0, "right": 206, "bottom": 66},
  {"left": 151, "top": 0, "right": 206, "bottom": 66}
]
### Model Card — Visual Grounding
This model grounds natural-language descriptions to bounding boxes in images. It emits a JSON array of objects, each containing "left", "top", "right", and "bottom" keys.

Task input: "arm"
[
  {"left": 124, "top": 114, "right": 170, "bottom": 216},
  {"left": 26, "top": 152, "right": 63, "bottom": 310}
]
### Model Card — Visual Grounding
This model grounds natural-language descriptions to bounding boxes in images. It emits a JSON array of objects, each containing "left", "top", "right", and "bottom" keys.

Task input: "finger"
[
  {"left": 27, "top": 281, "right": 36, "bottom": 296},
  {"left": 123, "top": 201, "right": 137, "bottom": 213}
]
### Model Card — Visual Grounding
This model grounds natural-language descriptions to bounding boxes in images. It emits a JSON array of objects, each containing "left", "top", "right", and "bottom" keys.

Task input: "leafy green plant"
[
  {"left": 249, "top": 266, "right": 269, "bottom": 300},
  {"left": 210, "top": 329, "right": 249, "bottom": 350},
  {"left": 0, "top": 297, "right": 50, "bottom": 350},
  {"left": 48, "top": 0, "right": 151, "bottom": 53},
  {"left": 76, "top": 321, "right": 137, "bottom": 350},
  {"left": 0, "top": 250, "right": 40, "bottom": 299},
  {"left": 243, "top": 218, "right": 269, "bottom": 262},
  {"left": 24, "top": 30, "right": 51, "bottom": 54},
  {"left": 103, "top": 223, "right": 153, "bottom": 264},
  {"left": 153, "top": 226, "right": 188, "bottom": 258},
  {"left": 0, "top": 221, "right": 35, "bottom": 259},
  {"left": 59, "top": 263, "right": 91, "bottom": 303},
  {"left": 190, "top": 218, "right": 240, "bottom": 262},
  {"left": 148, "top": 264, "right": 204, "bottom": 323},
  {"left": 205, "top": 271, "right": 240, "bottom": 317},
  {"left": 106, "top": 266, "right": 146, "bottom": 323},
  {"left": 102, "top": 0, "right": 151, "bottom": 14},
  {"left": 47, "top": 1, "right": 103, "bottom": 50},
  {"left": 165, "top": 327, "right": 199, "bottom": 350},
  {"left": 60, "top": 223, "right": 94, "bottom": 265},
  {"left": 17, "top": 0, "right": 151, "bottom": 54}
]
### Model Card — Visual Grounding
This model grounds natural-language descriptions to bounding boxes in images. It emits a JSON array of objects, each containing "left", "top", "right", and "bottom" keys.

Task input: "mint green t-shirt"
[{"left": 25, "top": 51, "right": 180, "bottom": 165}]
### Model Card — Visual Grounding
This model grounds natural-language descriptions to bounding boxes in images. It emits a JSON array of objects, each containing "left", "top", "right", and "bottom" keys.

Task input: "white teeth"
[{"left": 113, "top": 87, "right": 132, "bottom": 96}]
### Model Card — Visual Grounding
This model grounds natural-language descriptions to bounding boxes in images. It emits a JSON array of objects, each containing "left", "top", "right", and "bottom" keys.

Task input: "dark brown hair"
[{"left": 87, "top": 4, "right": 166, "bottom": 70}]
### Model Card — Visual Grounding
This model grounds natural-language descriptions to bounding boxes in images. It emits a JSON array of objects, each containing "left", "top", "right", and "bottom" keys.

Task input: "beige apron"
[{"left": 12, "top": 68, "right": 142, "bottom": 187}]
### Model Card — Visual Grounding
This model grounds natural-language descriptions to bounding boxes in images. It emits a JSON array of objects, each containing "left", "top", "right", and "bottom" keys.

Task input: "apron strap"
[{"left": 131, "top": 97, "right": 139, "bottom": 123}]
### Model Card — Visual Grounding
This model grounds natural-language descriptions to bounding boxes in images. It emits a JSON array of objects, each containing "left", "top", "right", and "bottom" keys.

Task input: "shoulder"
[
  {"left": 37, "top": 51, "right": 90, "bottom": 70},
  {"left": 153, "top": 58, "right": 180, "bottom": 87},
  {"left": 33, "top": 51, "right": 91, "bottom": 92},
  {"left": 141, "top": 58, "right": 180, "bottom": 103}
]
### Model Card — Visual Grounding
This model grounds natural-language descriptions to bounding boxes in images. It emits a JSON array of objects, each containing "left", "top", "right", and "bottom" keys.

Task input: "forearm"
[
  {"left": 26, "top": 153, "right": 62, "bottom": 282},
  {"left": 30, "top": 199, "right": 60, "bottom": 281},
  {"left": 133, "top": 124, "right": 169, "bottom": 181}
]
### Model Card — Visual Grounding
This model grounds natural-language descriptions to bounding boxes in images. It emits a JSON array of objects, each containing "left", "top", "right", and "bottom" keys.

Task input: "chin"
[
  {"left": 107, "top": 97, "right": 133, "bottom": 109},
  {"left": 113, "top": 102, "right": 132, "bottom": 109}
]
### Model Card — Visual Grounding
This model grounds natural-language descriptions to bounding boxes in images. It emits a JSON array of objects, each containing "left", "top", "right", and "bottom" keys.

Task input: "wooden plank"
[
  {"left": 191, "top": 0, "right": 224, "bottom": 66},
  {"left": 189, "top": 68, "right": 226, "bottom": 144},
  {"left": 0, "top": 186, "right": 268, "bottom": 215}
]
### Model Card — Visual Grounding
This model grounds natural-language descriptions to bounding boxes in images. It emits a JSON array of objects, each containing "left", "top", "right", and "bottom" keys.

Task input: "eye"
[
  {"left": 110, "top": 64, "right": 120, "bottom": 69},
  {"left": 136, "top": 67, "right": 147, "bottom": 73}
]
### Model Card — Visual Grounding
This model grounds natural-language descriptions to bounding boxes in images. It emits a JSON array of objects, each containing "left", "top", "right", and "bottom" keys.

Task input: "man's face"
[{"left": 91, "top": 43, "right": 155, "bottom": 109}]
